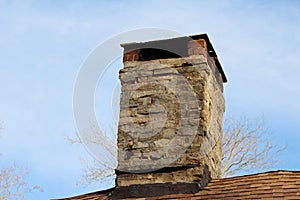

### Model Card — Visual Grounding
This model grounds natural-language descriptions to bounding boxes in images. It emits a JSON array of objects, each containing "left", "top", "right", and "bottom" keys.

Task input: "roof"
[
  {"left": 55, "top": 170, "right": 300, "bottom": 199},
  {"left": 121, "top": 33, "right": 227, "bottom": 83}
]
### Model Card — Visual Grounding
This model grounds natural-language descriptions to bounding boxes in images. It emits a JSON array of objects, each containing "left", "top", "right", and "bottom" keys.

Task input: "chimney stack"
[{"left": 116, "top": 34, "right": 227, "bottom": 188}]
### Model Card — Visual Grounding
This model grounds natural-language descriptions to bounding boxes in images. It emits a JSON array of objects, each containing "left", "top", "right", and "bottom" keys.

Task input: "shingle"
[{"left": 55, "top": 170, "right": 300, "bottom": 200}]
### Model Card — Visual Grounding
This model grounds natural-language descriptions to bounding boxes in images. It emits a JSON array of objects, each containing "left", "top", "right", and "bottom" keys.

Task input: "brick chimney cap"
[{"left": 121, "top": 33, "right": 227, "bottom": 83}]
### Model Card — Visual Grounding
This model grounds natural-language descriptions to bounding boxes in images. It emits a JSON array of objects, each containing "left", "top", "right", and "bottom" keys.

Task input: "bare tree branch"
[
  {"left": 0, "top": 120, "right": 42, "bottom": 199},
  {"left": 66, "top": 122, "right": 117, "bottom": 186},
  {"left": 77, "top": 159, "right": 115, "bottom": 187},
  {"left": 0, "top": 164, "right": 43, "bottom": 200},
  {"left": 222, "top": 115, "right": 287, "bottom": 177}
]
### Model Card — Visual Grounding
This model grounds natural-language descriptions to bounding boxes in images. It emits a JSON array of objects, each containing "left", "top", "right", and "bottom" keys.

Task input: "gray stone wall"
[{"left": 116, "top": 55, "right": 225, "bottom": 187}]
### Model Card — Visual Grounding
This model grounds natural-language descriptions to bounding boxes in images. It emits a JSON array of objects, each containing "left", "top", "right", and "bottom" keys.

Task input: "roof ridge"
[{"left": 214, "top": 170, "right": 300, "bottom": 181}]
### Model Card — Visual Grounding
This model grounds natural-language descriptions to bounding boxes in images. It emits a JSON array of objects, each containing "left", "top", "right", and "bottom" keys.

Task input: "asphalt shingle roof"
[{"left": 55, "top": 170, "right": 300, "bottom": 200}]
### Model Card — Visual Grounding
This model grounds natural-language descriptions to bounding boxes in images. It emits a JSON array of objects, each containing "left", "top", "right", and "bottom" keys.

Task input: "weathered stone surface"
[{"left": 117, "top": 55, "right": 225, "bottom": 187}]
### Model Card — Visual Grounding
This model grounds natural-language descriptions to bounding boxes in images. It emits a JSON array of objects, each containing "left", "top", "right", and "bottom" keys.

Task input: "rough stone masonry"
[{"left": 116, "top": 34, "right": 227, "bottom": 188}]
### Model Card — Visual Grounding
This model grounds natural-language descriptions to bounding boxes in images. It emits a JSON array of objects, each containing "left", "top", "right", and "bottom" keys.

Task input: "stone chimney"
[{"left": 116, "top": 34, "right": 227, "bottom": 188}]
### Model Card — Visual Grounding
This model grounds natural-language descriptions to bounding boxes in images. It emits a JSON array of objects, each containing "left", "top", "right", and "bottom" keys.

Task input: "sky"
[{"left": 0, "top": 0, "right": 300, "bottom": 199}]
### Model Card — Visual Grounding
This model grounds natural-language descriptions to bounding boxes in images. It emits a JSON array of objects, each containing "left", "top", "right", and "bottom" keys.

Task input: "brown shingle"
[{"left": 54, "top": 170, "right": 300, "bottom": 200}]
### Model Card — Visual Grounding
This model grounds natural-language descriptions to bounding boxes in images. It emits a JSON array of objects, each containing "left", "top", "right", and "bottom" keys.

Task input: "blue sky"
[{"left": 0, "top": 1, "right": 300, "bottom": 199}]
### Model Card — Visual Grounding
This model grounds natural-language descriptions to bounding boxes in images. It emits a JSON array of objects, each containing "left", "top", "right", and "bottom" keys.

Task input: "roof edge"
[{"left": 220, "top": 170, "right": 300, "bottom": 181}]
